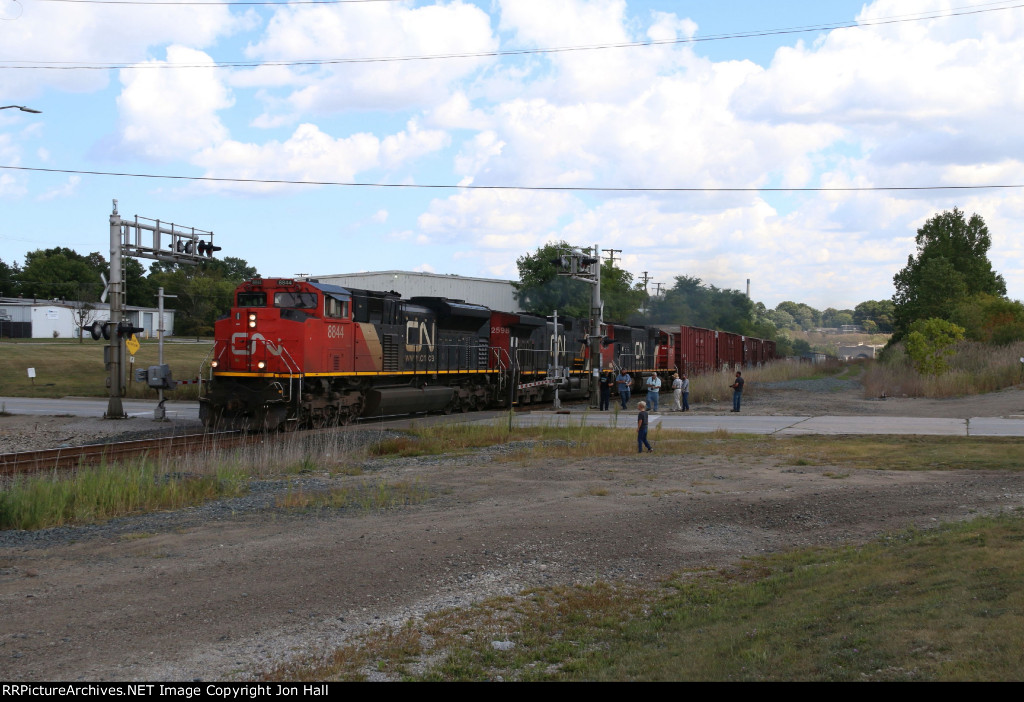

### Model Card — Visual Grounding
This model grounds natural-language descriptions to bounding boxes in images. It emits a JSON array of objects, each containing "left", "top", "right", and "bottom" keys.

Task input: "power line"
[
  {"left": 3, "top": 165, "right": 1022, "bottom": 193},
  {"left": 3, "top": 2, "right": 1022, "bottom": 70}
]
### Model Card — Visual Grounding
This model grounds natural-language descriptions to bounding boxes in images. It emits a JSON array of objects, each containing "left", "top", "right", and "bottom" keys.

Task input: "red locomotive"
[{"left": 200, "top": 277, "right": 777, "bottom": 430}]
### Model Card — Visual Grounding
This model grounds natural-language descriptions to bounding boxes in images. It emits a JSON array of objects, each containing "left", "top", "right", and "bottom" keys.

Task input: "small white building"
[
  {"left": 311, "top": 270, "right": 522, "bottom": 312},
  {"left": 0, "top": 297, "right": 175, "bottom": 340}
]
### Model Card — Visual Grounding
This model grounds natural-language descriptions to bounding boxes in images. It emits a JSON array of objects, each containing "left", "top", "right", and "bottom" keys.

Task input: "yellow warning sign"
[{"left": 126, "top": 334, "right": 141, "bottom": 356}]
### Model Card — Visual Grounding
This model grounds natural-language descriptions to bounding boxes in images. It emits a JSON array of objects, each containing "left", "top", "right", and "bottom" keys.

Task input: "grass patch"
[
  {"left": 0, "top": 338, "right": 213, "bottom": 400},
  {"left": 369, "top": 425, "right": 1024, "bottom": 473},
  {"left": 0, "top": 460, "right": 247, "bottom": 530},
  {"left": 263, "top": 513, "right": 1024, "bottom": 681},
  {"left": 275, "top": 480, "right": 430, "bottom": 512}
]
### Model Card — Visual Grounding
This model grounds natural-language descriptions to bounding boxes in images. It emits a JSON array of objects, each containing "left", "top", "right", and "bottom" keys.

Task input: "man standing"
[
  {"left": 681, "top": 373, "right": 690, "bottom": 411},
  {"left": 637, "top": 400, "right": 653, "bottom": 453},
  {"left": 671, "top": 373, "right": 683, "bottom": 411},
  {"left": 615, "top": 370, "right": 632, "bottom": 409},
  {"left": 599, "top": 368, "right": 613, "bottom": 411},
  {"left": 645, "top": 373, "right": 662, "bottom": 412},
  {"left": 730, "top": 371, "right": 744, "bottom": 412}
]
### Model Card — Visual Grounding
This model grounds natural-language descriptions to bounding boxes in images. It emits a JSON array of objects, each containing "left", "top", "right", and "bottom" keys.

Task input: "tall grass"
[
  {"left": 0, "top": 460, "right": 247, "bottom": 530},
  {"left": 684, "top": 359, "right": 846, "bottom": 404},
  {"left": 863, "top": 340, "right": 1024, "bottom": 398},
  {"left": 0, "top": 428, "right": 371, "bottom": 530}
]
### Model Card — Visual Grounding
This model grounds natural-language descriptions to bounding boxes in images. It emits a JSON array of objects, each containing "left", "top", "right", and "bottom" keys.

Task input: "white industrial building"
[
  {"left": 312, "top": 270, "right": 522, "bottom": 312},
  {"left": 0, "top": 297, "right": 175, "bottom": 340}
]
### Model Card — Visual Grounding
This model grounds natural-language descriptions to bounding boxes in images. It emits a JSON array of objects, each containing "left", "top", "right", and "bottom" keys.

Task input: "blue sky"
[{"left": 3, "top": 0, "right": 1023, "bottom": 310}]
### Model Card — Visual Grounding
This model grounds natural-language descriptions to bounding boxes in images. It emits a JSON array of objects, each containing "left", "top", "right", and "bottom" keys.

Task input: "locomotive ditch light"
[
  {"left": 211, "top": 360, "right": 219, "bottom": 368},
  {"left": 257, "top": 360, "right": 266, "bottom": 370}
]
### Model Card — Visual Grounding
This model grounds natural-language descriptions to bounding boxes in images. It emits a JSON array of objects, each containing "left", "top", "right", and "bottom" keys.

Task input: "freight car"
[{"left": 199, "top": 277, "right": 777, "bottom": 430}]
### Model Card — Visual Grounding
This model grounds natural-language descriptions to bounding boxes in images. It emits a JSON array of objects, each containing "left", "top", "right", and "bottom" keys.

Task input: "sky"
[{"left": 2, "top": 0, "right": 1023, "bottom": 311}]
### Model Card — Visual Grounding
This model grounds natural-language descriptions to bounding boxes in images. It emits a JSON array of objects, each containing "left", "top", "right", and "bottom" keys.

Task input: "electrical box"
[{"left": 146, "top": 364, "right": 175, "bottom": 390}]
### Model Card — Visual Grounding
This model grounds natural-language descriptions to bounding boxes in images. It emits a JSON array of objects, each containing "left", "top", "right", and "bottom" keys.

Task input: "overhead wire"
[
  {"left": 3, "top": 1, "right": 1023, "bottom": 70},
  {"left": 2, "top": 165, "right": 1021, "bottom": 193}
]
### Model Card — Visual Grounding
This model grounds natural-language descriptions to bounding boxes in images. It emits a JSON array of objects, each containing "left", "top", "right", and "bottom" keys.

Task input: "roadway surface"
[
  {"left": 0, "top": 396, "right": 199, "bottom": 421},
  {"left": 3, "top": 397, "right": 1024, "bottom": 436},
  {"left": 506, "top": 409, "right": 1024, "bottom": 437}
]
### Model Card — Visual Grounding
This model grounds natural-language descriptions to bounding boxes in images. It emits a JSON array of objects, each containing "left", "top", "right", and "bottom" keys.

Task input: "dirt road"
[{"left": 2, "top": 380, "right": 1023, "bottom": 681}]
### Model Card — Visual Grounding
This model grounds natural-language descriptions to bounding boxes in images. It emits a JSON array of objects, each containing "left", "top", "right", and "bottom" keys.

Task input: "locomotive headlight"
[
  {"left": 211, "top": 360, "right": 219, "bottom": 368},
  {"left": 248, "top": 313, "right": 257, "bottom": 329},
  {"left": 257, "top": 360, "right": 266, "bottom": 370}
]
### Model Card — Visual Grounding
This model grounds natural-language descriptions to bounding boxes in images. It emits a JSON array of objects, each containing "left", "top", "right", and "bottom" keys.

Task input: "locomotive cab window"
[
  {"left": 274, "top": 291, "right": 318, "bottom": 309},
  {"left": 237, "top": 292, "right": 267, "bottom": 307},
  {"left": 325, "top": 295, "right": 350, "bottom": 319}
]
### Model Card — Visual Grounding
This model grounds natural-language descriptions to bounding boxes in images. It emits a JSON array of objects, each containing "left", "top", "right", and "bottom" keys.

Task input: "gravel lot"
[{"left": 2, "top": 379, "right": 1024, "bottom": 681}]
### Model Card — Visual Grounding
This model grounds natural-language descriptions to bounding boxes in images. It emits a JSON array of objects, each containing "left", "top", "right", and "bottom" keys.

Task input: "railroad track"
[
  {"left": 0, "top": 404, "right": 578, "bottom": 476},
  {"left": 0, "top": 432, "right": 248, "bottom": 475}
]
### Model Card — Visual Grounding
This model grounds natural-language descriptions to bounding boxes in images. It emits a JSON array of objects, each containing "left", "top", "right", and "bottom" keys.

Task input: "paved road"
[
  {"left": 0, "top": 397, "right": 199, "bottom": 421},
  {"left": 4, "top": 397, "right": 1024, "bottom": 437},
  {"left": 507, "top": 410, "right": 1024, "bottom": 437}
]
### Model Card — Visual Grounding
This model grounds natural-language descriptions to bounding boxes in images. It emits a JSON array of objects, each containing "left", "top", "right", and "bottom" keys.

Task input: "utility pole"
[
  {"left": 602, "top": 248, "right": 621, "bottom": 266},
  {"left": 653, "top": 282, "right": 665, "bottom": 297}
]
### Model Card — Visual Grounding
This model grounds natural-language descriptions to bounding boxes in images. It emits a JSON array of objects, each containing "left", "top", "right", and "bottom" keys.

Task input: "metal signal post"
[
  {"left": 102, "top": 200, "right": 220, "bottom": 419},
  {"left": 552, "top": 243, "right": 604, "bottom": 408}
]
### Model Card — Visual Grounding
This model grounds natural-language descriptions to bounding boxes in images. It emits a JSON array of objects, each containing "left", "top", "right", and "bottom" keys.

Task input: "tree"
[
  {"left": 0, "top": 258, "right": 20, "bottom": 297},
  {"left": 904, "top": 318, "right": 965, "bottom": 375},
  {"left": 949, "top": 294, "right": 1024, "bottom": 345},
  {"left": 513, "top": 242, "right": 646, "bottom": 320},
  {"left": 19, "top": 248, "right": 105, "bottom": 301},
  {"left": 854, "top": 300, "right": 894, "bottom": 333},
  {"left": 647, "top": 276, "right": 758, "bottom": 334},
  {"left": 892, "top": 208, "right": 1005, "bottom": 339}
]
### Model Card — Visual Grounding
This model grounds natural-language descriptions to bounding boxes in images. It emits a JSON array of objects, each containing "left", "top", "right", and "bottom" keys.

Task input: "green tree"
[
  {"left": 775, "top": 301, "right": 821, "bottom": 330},
  {"left": 892, "top": 208, "right": 1005, "bottom": 339},
  {"left": 949, "top": 294, "right": 1024, "bottom": 345},
  {"left": 647, "top": 276, "right": 758, "bottom": 334},
  {"left": 513, "top": 242, "right": 646, "bottom": 320},
  {"left": 854, "top": 300, "right": 894, "bottom": 333},
  {"left": 0, "top": 258, "right": 20, "bottom": 297},
  {"left": 904, "top": 318, "right": 965, "bottom": 375},
  {"left": 19, "top": 248, "right": 106, "bottom": 301}
]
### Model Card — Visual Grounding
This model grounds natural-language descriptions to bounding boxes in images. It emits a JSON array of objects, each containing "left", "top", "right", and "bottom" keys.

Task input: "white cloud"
[
  {"left": 191, "top": 119, "right": 447, "bottom": 191},
  {"left": 116, "top": 47, "right": 233, "bottom": 160},
  {"left": 0, "top": 2, "right": 241, "bottom": 97},
  {"left": 246, "top": 2, "right": 498, "bottom": 112},
  {"left": 418, "top": 188, "right": 577, "bottom": 247}
]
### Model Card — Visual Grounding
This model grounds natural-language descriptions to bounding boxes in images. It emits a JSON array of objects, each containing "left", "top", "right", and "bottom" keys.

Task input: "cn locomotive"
[{"left": 199, "top": 277, "right": 776, "bottom": 430}]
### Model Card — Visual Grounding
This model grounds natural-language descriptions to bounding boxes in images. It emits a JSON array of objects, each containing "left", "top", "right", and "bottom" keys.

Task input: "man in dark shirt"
[
  {"left": 730, "top": 371, "right": 744, "bottom": 412},
  {"left": 599, "top": 369, "right": 613, "bottom": 410},
  {"left": 637, "top": 400, "right": 653, "bottom": 453}
]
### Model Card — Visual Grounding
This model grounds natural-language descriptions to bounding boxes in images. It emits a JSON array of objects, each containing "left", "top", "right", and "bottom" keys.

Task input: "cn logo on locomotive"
[
  {"left": 405, "top": 320, "right": 436, "bottom": 353},
  {"left": 230, "top": 332, "right": 284, "bottom": 357}
]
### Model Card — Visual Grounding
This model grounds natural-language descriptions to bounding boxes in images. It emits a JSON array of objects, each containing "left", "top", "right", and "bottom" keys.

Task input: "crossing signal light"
[
  {"left": 197, "top": 240, "right": 221, "bottom": 257},
  {"left": 83, "top": 320, "right": 145, "bottom": 340},
  {"left": 85, "top": 320, "right": 110, "bottom": 340},
  {"left": 117, "top": 320, "right": 145, "bottom": 338}
]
